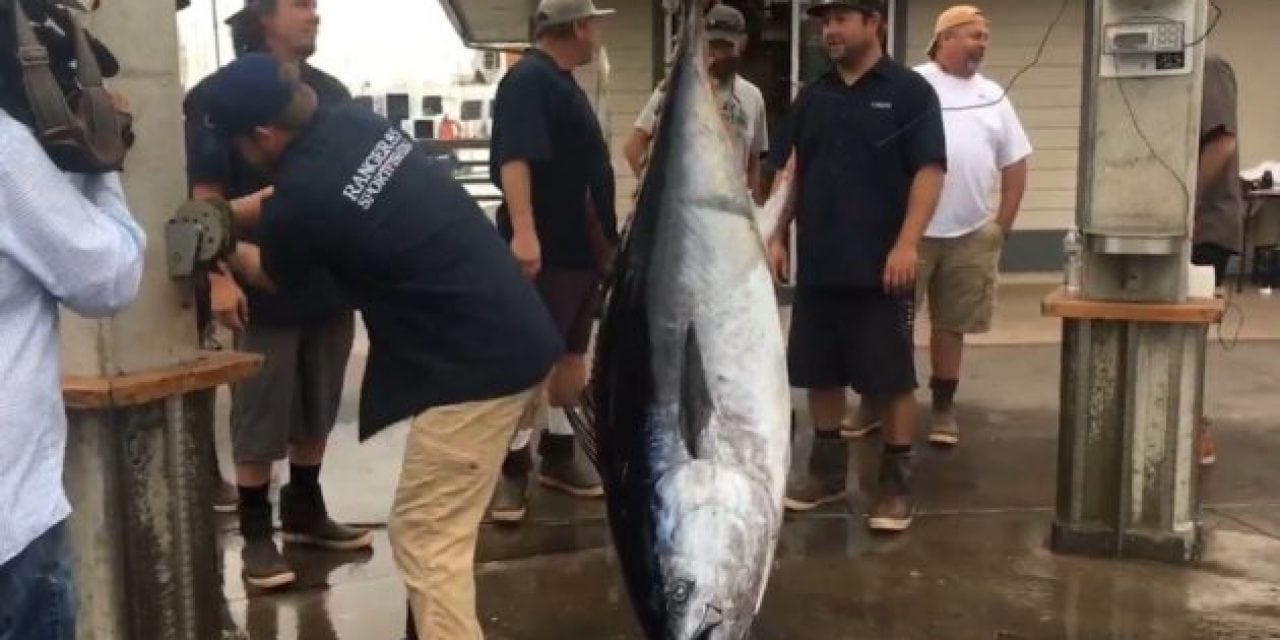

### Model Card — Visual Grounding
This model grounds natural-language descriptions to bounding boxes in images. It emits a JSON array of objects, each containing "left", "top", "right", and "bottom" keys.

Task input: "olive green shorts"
[{"left": 917, "top": 220, "right": 1004, "bottom": 334}]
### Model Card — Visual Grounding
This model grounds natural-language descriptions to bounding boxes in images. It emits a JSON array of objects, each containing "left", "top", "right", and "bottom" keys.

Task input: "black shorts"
[
  {"left": 535, "top": 267, "right": 601, "bottom": 355},
  {"left": 788, "top": 286, "right": 917, "bottom": 395}
]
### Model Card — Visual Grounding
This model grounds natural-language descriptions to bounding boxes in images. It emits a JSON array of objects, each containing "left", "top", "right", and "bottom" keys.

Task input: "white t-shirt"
[
  {"left": 915, "top": 62, "right": 1033, "bottom": 238},
  {"left": 635, "top": 75, "right": 768, "bottom": 171}
]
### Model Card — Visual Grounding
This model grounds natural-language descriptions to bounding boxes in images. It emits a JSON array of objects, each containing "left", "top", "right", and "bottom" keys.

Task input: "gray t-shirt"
[
  {"left": 1195, "top": 53, "right": 1244, "bottom": 251},
  {"left": 635, "top": 74, "right": 768, "bottom": 170}
]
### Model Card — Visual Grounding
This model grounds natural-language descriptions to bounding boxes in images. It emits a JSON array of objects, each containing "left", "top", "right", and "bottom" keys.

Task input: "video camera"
[{"left": 0, "top": 0, "right": 132, "bottom": 173}]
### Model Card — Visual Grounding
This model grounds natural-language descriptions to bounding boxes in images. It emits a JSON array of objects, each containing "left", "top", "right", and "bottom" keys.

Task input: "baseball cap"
[
  {"left": 706, "top": 4, "right": 747, "bottom": 45},
  {"left": 927, "top": 5, "right": 986, "bottom": 57},
  {"left": 805, "top": 0, "right": 887, "bottom": 18},
  {"left": 204, "top": 53, "right": 297, "bottom": 137},
  {"left": 533, "top": 0, "right": 615, "bottom": 34}
]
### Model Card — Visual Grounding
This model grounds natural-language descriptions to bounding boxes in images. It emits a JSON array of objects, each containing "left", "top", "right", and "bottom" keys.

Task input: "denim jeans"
[{"left": 0, "top": 521, "right": 76, "bottom": 640}]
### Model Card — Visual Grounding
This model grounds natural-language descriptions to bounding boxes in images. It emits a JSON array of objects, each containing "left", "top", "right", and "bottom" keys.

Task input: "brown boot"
[{"left": 869, "top": 451, "right": 915, "bottom": 533}]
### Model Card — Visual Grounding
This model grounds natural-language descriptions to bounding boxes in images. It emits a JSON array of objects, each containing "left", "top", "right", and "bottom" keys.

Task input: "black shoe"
[
  {"left": 488, "top": 448, "right": 531, "bottom": 524},
  {"left": 784, "top": 435, "right": 848, "bottom": 512},
  {"left": 868, "top": 452, "right": 915, "bottom": 532},
  {"left": 242, "top": 536, "right": 295, "bottom": 590},
  {"left": 279, "top": 484, "right": 374, "bottom": 551},
  {"left": 538, "top": 434, "right": 603, "bottom": 498}
]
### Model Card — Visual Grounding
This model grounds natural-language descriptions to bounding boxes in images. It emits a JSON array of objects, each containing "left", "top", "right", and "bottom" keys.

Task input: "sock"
[
  {"left": 290, "top": 463, "right": 321, "bottom": 492},
  {"left": 510, "top": 428, "right": 533, "bottom": 452},
  {"left": 930, "top": 378, "right": 959, "bottom": 413},
  {"left": 547, "top": 408, "right": 575, "bottom": 436},
  {"left": 885, "top": 443, "right": 912, "bottom": 457},
  {"left": 237, "top": 484, "right": 272, "bottom": 539}
]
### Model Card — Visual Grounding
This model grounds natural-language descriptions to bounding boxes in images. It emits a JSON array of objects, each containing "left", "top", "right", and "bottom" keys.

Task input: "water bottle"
[{"left": 1064, "top": 226, "right": 1083, "bottom": 297}]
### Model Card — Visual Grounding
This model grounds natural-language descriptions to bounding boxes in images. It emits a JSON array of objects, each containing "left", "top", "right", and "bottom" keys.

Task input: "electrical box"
[
  {"left": 1079, "top": 0, "right": 1207, "bottom": 302},
  {"left": 1099, "top": 0, "right": 1198, "bottom": 78}
]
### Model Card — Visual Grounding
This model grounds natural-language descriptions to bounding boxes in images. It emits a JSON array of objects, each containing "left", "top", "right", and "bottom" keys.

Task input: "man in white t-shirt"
[
  {"left": 623, "top": 3, "right": 768, "bottom": 199},
  {"left": 914, "top": 5, "right": 1030, "bottom": 447}
]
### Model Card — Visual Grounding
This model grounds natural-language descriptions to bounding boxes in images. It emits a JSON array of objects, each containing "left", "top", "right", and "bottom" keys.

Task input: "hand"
[
  {"left": 106, "top": 90, "right": 131, "bottom": 116},
  {"left": 210, "top": 272, "right": 249, "bottom": 333},
  {"left": 767, "top": 235, "right": 790, "bottom": 283},
  {"left": 883, "top": 242, "right": 918, "bottom": 294},
  {"left": 511, "top": 231, "right": 542, "bottom": 280}
]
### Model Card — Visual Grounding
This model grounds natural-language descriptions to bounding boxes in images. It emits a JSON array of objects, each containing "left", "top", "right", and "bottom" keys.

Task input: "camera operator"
[{"left": 0, "top": 1, "right": 145, "bottom": 637}]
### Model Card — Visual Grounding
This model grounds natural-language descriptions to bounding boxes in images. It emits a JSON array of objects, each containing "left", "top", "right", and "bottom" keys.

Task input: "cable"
[
  {"left": 1185, "top": 1, "right": 1224, "bottom": 48},
  {"left": 872, "top": 0, "right": 1071, "bottom": 147},
  {"left": 1215, "top": 298, "right": 1243, "bottom": 351}
]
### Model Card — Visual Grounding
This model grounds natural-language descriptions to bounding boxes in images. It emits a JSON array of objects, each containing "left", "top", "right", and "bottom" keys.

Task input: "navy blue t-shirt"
[
  {"left": 782, "top": 57, "right": 947, "bottom": 288},
  {"left": 258, "top": 104, "right": 564, "bottom": 438},
  {"left": 185, "top": 62, "right": 352, "bottom": 326},
  {"left": 490, "top": 48, "right": 618, "bottom": 269}
]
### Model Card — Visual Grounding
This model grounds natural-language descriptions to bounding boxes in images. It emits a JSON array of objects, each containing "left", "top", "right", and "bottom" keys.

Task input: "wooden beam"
[
  {"left": 1041, "top": 287, "right": 1225, "bottom": 325},
  {"left": 64, "top": 351, "right": 263, "bottom": 410}
]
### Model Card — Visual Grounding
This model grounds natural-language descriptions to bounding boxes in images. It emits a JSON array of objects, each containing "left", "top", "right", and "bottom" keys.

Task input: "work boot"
[
  {"left": 928, "top": 409, "right": 960, "bottom": 447},
  {"left": 538, "top": 434, "right": 604, "bottom": 498},
  {"left": 841, "top": 398, "right": 883, "bottom": 440},
  {"left": 280, "top": 484, "right": 374, "bottom": 551},
  {"left": 240, "top": 502, "right": 295, "bottom": 590},
  {"left": 868, "top": 451, "right": 915, "bottom": 533},
  {"left": 784, "top": 434, "right": 848, "bottom": 512},
  {"left": 488, "top": 448, "right": 531, "bottom": 524}
]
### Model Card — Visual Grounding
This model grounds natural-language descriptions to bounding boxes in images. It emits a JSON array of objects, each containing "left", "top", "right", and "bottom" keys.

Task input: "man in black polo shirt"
[
  {"left": 204, "top": 53, "right": 563, "bottom": 638},
  {"left": 487, "top": 0, "right": 619, "bottom": 522},
  {"left": 184, "top": 0, "right": 370, "bottom": 590},
  {"left": 771, "top": 0, "right": 946, "bottom": 533}
]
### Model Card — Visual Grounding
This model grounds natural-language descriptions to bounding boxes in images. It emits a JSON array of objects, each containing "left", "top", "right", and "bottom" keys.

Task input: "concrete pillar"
[{"left": 54, "top": 2, "right": 260, "bottom": 638}]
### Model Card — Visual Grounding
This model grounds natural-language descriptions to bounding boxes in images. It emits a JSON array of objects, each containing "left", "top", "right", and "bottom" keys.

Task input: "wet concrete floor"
[{"left": 218, "top": 342, "right": 1280, "bottom": 639}]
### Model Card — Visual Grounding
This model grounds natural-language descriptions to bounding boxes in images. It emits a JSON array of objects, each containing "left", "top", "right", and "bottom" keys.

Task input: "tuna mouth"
[{"left": 691, "top": 604, "right": 724, "bottom": 640}]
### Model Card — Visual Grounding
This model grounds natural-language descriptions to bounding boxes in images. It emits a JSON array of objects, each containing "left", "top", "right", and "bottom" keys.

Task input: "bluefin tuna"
[{"left": 582, "top": 0, "right": 792, "bottom": 637}]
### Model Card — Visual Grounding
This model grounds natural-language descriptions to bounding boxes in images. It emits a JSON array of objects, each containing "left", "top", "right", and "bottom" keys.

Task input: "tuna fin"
[
  {"left": 678, "top": 325, "right": 713, "bottom": 459},
  {"left": 564, "top": 400, "right": 600, "bottom": 471}
]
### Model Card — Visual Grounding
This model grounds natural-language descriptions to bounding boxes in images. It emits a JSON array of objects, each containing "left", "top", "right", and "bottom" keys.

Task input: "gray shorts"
[{"left": 231, "top": 313, "right": 355, "bottom": 463}]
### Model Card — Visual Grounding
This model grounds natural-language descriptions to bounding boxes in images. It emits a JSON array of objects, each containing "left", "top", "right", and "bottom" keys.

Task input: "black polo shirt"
[
  {"left": 185, "top": 62, "right": 352, "bottom": 326},
  {"left": 258, "top": 104, "right": 564, "bottom": 438},
  {"left": 489, "top": 48, "right": 618, "bottom": 269},
  {"left": 785, "top": 56, "right": 947, "bottom": 288}
]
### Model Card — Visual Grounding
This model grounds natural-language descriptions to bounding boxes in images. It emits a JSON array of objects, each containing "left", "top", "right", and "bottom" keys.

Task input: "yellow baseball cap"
[{"left": 927, "top": 5, "right": 985, "bottom": 58}]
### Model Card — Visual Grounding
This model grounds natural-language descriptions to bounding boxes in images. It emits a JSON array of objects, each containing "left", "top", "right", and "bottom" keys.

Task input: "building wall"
[{"left": 598, "top": 2, "right": 656, "bottom": 222}]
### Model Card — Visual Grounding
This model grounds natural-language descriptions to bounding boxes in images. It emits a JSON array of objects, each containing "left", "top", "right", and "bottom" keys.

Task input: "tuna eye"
[{"left": 668, "top": 579, "right": 694, "bottom": 605}]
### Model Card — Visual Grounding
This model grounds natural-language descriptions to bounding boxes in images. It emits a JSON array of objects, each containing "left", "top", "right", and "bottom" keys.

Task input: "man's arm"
[
  {"left": 0, "top": 121, "right": 145, "bottom": 318},
  {"left": 227, "top": 242, "right": 275, "bottom": 292},
  {"left": 766, "top": 151, "right": 798, "bottom": 282},
  {"left": 995, "top": 159, "right": 1029, "bottom": 233},
  {"left": 624, "top": 128, "right": 654, "bottom": 178},
  {"left": 1198, "top": 132, "right": 1237, "bottom": 198},
  {"left": 501, "top": 160, "right": 541, "bottom": 279},
  {"left": 884, "top": 164, "right": 945, "bottom": 293}
]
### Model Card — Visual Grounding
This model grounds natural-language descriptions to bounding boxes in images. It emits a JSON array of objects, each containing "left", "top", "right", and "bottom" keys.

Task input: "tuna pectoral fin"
[
  {"left": 678, "top": 325, "right": 714, "bottom": 459},
  {"left": 753, "top": 172, "right": 792, "bottom": 245}
]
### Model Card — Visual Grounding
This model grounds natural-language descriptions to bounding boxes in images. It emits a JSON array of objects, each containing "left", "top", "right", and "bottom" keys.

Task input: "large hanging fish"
[{"left": 579, "top": 0, "right": 793, "bottom": 637}]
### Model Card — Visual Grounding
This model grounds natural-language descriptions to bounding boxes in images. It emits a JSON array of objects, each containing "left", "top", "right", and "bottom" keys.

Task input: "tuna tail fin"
[
  {"left": 678, "top": 325, "right": 714, "bottom": 459},
  {"left": 566, "top": 393, "right": 601, "bottom": 470}
]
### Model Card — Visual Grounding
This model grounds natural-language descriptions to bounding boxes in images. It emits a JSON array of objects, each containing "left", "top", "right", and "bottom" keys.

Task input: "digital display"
[{"left": 1114, "top": 31, "right": 1151, "bottom": 50}]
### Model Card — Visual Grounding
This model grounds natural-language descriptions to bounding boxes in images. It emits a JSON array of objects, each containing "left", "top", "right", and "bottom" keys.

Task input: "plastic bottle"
[{"left": 1064, "top": 226, "right": 1083, "bottom": 297}]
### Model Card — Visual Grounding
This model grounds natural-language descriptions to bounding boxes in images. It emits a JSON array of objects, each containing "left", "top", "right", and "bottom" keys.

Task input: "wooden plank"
[
  {"left": 1041, "top": 287, "right": 1224, "bottom": 324},
  {"left": 64, "top": 351, "right": 264, "bottom": 410}
]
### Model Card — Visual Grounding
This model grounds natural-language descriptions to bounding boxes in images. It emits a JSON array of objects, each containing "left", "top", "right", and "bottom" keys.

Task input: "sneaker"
[
  {"left": 841, "top": 399, "right": 883, "bottom": 440},
  {"left": 868, "top": 452, "right": 915, "bottom": 533},
  {"left": 928, "top": 409, "right": 960, "bottom": 447},
  {"left": 488, "top": 448, "right": 531, "bottom": 523},
  {"left": 1197, "top": 417, "right": 1217, "bottom": 466},
  {"left": 538, "top": 434, "right": 604, "bottom": 498},
  {"left": 279, "top": 484, "right": 374, "bottom": 551},
  {"left": 214, "top": 481, "right": 239, "bottom": 514},
  {"left": 242, "top": 537, "right": 295, "bottom": 590},
  {"left": 784, "top": 435, "right": 848, "bottom": 512}
]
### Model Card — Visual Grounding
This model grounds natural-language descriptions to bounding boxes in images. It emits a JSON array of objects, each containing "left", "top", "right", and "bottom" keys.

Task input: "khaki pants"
[
  {"left": 917, "top": 220, "right": 1005, "bottom": 334},
  {"left": 390, "top": 387, "right": 535, "bottom": 640}
]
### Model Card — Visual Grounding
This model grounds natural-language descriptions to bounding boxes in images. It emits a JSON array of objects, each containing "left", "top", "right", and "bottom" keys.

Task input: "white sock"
[
  {"left": 547, "top": 408, "right": 575, "bottom": 436},
  {"left": 509, "top": 428, "right": 532, "bottom": 452}
]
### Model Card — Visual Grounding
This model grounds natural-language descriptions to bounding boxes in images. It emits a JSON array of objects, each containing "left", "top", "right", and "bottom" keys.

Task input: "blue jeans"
[{"left": 0, "top": 521, "right": 76, "bottom": 640}]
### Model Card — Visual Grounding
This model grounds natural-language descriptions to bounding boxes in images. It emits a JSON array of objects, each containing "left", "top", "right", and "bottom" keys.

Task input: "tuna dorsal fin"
[{"left": 678, "top": 324, "right": 713, "bottom": 459}]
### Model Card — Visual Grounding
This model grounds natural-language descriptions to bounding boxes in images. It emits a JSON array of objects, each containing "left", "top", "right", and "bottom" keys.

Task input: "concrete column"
[{"left": 53, "top": 2, "right": 256, "bottom": 639}]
